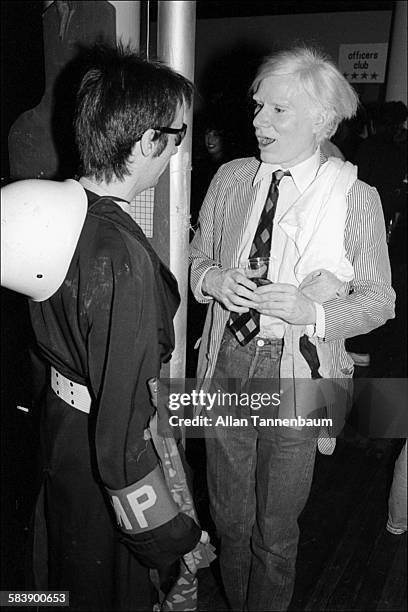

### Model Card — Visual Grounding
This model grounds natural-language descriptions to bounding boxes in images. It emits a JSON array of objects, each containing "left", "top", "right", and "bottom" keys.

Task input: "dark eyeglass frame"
[{"left": 152, "top": 123, "right": 187, "bottom": 146}]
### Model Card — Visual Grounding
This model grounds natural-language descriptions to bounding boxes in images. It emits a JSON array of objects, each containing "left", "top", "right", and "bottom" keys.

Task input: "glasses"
[{"left": 152, "top": 123, "right": 187, "bottom": 146}]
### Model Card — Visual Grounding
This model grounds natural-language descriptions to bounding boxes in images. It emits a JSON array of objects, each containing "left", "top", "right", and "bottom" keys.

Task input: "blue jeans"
[
  {"left": 206, "top": 329, "right": 318, "bottom": 611},
  {"left": 387, "top": 440, "right": 407, "bottom": 534}
]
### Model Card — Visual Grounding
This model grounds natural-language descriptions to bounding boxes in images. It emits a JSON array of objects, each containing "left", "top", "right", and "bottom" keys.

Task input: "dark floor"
[{"left": 1, "top": 251, "right": 407, "bottom": 611}]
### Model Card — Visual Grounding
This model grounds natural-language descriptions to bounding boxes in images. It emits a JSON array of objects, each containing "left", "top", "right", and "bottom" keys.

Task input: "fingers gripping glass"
[{"left": 153, "top": 123, "right": 187, "bottom": 146}]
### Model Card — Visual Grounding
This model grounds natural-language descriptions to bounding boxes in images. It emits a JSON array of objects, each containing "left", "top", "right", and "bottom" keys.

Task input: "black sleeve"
[{"left": 85, "top": 223, "right": 200, "bottom": 567}]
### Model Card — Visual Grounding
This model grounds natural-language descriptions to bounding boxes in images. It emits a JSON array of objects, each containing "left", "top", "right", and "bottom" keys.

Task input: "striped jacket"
[{"left": 190, "top": 156, "right": 395, "bottom": 383}]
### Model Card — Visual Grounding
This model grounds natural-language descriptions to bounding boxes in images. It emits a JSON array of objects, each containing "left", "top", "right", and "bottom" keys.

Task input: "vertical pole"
[
  {"left": 385, "top": 0, "right": 407, "bottom": 103},
  {"left": 157, "top": 1, "right": 196, "bottom": 379},
  {"left": 108, "top": 1, "right": 141, "bottom": 49}
]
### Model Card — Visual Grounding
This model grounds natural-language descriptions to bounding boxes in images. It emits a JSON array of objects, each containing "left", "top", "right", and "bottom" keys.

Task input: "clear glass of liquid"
[{"left": 245, "top": 256, "right": 275, "bottom": 286}]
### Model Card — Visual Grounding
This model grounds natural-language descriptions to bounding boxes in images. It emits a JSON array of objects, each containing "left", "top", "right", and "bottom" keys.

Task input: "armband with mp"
[{"left": 106, "top": 464, "right": 179, "bottom": 534}]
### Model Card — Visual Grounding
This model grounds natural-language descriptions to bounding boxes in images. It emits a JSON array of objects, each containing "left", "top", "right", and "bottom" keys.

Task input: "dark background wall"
[
  {"left": 1, "top": 1, "right": 45, "bottom": 180},
  {"left": 194, "top": 9, "right": 392, "bottom": 109},
  {"left": 1, "top": 1, "right": 394, "bottom": 180}
]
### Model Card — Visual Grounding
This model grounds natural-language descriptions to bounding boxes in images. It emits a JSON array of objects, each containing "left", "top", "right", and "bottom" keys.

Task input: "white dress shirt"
[{"left": 239, "top": 148, "right": 325, "bottom": 338}]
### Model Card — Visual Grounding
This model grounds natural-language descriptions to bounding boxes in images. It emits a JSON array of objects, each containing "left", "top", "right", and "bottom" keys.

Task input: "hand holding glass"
[{"left": 244, "top": 257, "right": 275, "bottom": 286}]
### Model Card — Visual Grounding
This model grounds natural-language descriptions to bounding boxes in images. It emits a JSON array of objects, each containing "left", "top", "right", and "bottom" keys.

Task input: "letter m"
[{"left": 110, "top": 496, "right": 133, "bottom": 530}]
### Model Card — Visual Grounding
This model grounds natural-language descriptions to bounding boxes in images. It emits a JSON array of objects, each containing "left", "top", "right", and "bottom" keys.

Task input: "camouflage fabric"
[{"left": 148, "top": 379, "right": 216, "bottom": 611}]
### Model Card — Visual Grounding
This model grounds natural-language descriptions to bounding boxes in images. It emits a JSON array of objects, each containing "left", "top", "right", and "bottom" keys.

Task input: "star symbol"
[
  {"left": 351, "top": 72, "right": 358, "bottom": 79},
  {"left": 343, "top": 72, "right": 349, "bottom": 79},
  {"left": 371, "top": 72, "right": 378, "bottom": 80},
  {"left": 361, "top": 72, "right": 368, "bottom": 79}
]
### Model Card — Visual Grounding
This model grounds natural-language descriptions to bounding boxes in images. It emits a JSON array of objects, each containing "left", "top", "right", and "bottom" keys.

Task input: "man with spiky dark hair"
[{"left": 22, "top": 44, "right": 201, "bottom": 610}]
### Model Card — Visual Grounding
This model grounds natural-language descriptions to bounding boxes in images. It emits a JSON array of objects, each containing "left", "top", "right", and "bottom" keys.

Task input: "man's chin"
[{"left": 259, "top": 151, "right": 277, "bottom": 164}]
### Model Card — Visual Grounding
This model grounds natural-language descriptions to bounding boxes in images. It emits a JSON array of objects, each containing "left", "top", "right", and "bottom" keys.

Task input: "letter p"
[{"left": 127, "top": 485, "right": 157, "bottom": 528}]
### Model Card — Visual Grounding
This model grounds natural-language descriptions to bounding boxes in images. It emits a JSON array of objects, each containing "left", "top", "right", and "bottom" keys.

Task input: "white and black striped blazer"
[{"left": 189, "top": 155, "right": 395, "bottom": 381}]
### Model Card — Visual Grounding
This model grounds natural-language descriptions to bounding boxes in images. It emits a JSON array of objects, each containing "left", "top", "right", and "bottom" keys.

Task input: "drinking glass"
[{"left": 244, "top": 256, "right": 275, "bottom": 286}]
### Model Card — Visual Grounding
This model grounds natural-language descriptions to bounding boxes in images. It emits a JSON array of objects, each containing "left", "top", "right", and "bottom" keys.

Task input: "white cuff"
[{"left": 196, "top": 266, "right": 220, "bottom": 300}]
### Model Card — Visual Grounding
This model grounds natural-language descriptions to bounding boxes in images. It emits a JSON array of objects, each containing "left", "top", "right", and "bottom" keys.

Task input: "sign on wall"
[{"left": 338, "top": 43, "right": 388, "bottom": 84}]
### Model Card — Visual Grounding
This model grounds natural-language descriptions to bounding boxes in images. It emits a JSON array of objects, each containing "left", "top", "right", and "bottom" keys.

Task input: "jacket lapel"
[{"left": 222, "top": 158, "right": 261, "bottom": 267}]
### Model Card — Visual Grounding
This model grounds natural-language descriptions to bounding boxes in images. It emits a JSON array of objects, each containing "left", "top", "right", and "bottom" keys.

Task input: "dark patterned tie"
[{"left": 229, "top": 169, "right": 290, "bottom": 346}]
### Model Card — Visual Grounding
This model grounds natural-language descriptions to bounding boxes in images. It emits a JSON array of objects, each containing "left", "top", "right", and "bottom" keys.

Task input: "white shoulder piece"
[{"left": 1, "top": 179, "right": 87, "bottom": 301}]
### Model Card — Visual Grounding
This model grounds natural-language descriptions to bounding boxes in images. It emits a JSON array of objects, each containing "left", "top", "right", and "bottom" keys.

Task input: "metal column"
[
  {"left": 108, "top": 1, "right": 141, "bottom": 49},
  {"left": 157, "top": 1, "right": 196, "bottom": 379}
]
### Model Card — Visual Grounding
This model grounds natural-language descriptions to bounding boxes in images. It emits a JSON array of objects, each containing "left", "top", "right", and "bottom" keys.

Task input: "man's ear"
[
  {"left": 313, "top": 110, "right": 326, "bottom": 135},
  {"left": 140, "top": 129, "right": 157, "bottom": 157}
]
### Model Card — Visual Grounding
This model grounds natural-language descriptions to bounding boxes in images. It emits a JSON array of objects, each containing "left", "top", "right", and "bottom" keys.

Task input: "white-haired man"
[{"left": 190, "top": 46, "right": 395, "bottom": 611}]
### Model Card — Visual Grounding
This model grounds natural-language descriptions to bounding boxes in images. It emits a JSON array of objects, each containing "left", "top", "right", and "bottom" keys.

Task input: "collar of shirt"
[
  {"left": 79, "top": 177, "right": 132, "bottom": 215},
  {"left": 253, "top": 146, "right": 321, "bottom": 194}
]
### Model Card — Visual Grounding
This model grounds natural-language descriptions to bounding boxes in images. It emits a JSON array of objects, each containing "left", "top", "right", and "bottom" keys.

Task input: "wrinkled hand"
[
  {"left": 202, "top": 268, "right": 258, "bottom": 313},
  {"left": 299, "top": 269, "right": 344, "bottom": 304},
  {"left": 183, "top": 530, "right": 210, "bottom": 574},
  {"left": 253, "top": 283, "right": 316, "bottom": 325}
]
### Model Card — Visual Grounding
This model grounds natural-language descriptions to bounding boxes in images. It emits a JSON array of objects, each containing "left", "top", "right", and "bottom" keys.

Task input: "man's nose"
[{"left": 253, "top": 107, "right": 269, "bottom": 127}]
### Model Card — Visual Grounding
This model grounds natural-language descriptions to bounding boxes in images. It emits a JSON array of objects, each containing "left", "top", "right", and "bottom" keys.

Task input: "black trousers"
[{"left": 32, "top": 387, "right": 153, "bottom": 611}]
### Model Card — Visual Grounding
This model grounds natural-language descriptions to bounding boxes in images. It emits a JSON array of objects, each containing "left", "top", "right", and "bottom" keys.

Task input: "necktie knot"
[{"left": 271, "top": 169, "right": 291, "bottom": 188}]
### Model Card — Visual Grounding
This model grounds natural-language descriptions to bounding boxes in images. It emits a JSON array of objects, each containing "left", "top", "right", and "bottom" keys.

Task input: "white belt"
[{"left": 51, "top": 367, "right": 92, "bottom": 414}]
